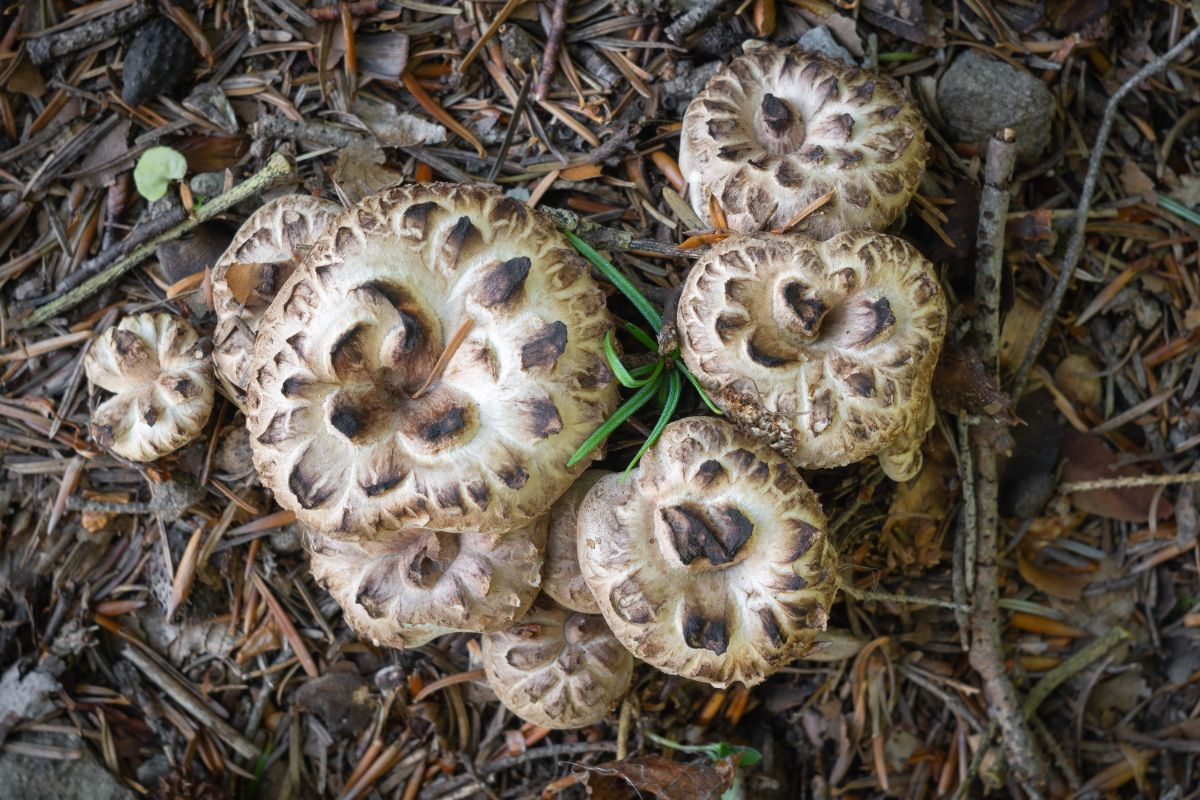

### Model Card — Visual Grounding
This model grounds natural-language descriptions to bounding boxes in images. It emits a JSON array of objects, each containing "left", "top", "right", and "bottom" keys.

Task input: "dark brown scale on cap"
[
  {"left": 684, "top": 613, "right": 729, "bottom": 655},
  {"left": 661, "top": 503, "right": 754, "bottom": 567},
  {"left": 477, "top": 256, "right": 532, "bottom": 307},
  {"left": 520, "top": 321, "right": 568, "bottom": 369},
  {"left": 760, "top": 94, "right": 792, "bottom": 137}
]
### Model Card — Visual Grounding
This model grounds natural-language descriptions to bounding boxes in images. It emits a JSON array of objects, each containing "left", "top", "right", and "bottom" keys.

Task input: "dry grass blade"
[
  {"left": 411, "top": 317, "right": 473, "bottom": 399},
  {"left": 772, "top": 188, "right": 837, "bottom": 234},
  {"left": 251, "top": 571, "right": 320, "bottom": 678}
]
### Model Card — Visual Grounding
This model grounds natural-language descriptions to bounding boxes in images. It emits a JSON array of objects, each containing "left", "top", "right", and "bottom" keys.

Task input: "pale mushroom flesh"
[
  {"left": 543, "top": 470, "right": 608, "bottom": 614},
  {"left": 211, "top": 194, "right": 341, "bottom": 401},
  {"left": 304, "top": 518, "right": 547, "bottom": 649}
]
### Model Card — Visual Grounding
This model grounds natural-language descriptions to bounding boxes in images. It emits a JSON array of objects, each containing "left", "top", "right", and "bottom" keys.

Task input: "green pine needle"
[
  {"left": 564, "top": 229, "right": 663, "bottom": 331},
  {"left": 604, "top": 330, "right": 660, "bottom": 388},
  {"left": 623, "top": 369, "right": 681, "bottom": 479},
  {"left": 566, "top": 372, "right": 664, "bottom": 468}
]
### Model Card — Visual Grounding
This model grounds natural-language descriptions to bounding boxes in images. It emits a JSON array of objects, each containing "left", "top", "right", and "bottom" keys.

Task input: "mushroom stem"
[{"left": 410, "top": 318, "right": 474, "bottom": 399}]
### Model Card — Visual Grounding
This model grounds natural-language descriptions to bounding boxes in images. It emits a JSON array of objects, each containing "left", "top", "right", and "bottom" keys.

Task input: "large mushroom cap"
[
  {"left": 577, "top": 416, "right": 838, "bottom": 688},
  {"left": 678, "top": 46, "right": 927, "bottom": 239},
  {"left": 678, "top": 231, "right": 947, "bottom": 481},
  {"left": 212, "top": 195, "right": 341, "bottom": 402},
  {"left": 304, "top": 518, "right": 547, "bottom": 650},
  {"left": 543, "top": 470, "right": 609, "bottom": 614},
  {"left": 247, "top": 183, "right": 618, "bottom": 536},
  {"left": 84, "top": 312, "right": 214, "bottom": 462},
  {"left": 481, "top": 595, "right": 633, "bottom": 729}
]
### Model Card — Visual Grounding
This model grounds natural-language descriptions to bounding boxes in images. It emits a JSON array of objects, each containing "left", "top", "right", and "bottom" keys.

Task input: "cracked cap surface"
[
  {"left": 678, "top": 231, "right": 947, "bottom": 480},
  {"left": 577, "top": 416, "right": 838, "bottom": 688},
  {"left": 246, "top": 184, "right": 618, "bottom": 536},
  {"left": 679, "top": 46, "right": 927, "bottom": 239},
  {"left": 85, "top": 312, "right": 213, "bottom": 462},
  {"left": 482, "top": 594, "right": 633, "bottom": 728}
]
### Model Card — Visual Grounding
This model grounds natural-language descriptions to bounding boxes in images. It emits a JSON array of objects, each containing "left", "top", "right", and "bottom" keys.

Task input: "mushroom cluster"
[{"left": 81, "top": 40, "right": 947, "bottom": 726}]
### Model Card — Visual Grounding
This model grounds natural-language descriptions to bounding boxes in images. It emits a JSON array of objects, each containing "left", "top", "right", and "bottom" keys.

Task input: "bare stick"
[
  {"left": 122, "top": 643, "right": 259, "bottom": 760},
  {"left": 1062, "top": 472, "right": 1200, "bottom": 492},
  {"left": 19, "top": 153, "right": 294, "bottom": 329},
  {"left": 1011, "top": 25, "right": 1200, "bottom": 399},
  {"left": 974, "top": 130, "right": 1017, "bottom": 366},
  {"left": 534, "top": 0, "right": 567, "bottom": 102},
  {"left": 965, "top": 130, "right": 1049, "bottom": 792}
]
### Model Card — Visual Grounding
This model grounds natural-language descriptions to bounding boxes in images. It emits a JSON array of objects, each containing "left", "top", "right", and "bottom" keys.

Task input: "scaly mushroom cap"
[
  {"left": 481, "top": 595, "right": 633, "bottom": 729},
  {"left": 84, "top": 312, "right": 214, "bottom": 462},
  {"left": 678, "top": 46, "right": 927, "bottom": 239},
  {"left": 543, "top": 470, "right": 608, "bottom": 614},
  {"left": 304, "top": 519, "right": 547, "bottom": 649},
  {"left": 247, "top": 184, "right": 618, "bottom": 536},
  {"left": 577, "top": 417, "right": 838, "bottom": 688},
  {"left": 678, "top": 231, "right": 946, "bottom": 481},
  {"left": 211, "top": 195, "right": 341, "bottom": 403}
]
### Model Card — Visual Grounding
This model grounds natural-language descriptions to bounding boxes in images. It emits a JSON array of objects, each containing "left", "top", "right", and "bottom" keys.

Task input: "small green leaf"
[
  {"left": 623, "top": 369, "right": 681, "bottom": 479},
  {"left": 133, "top": 146, "right": 188, "bottom": 201},
  {"left": 564, "top": 229, "right": 663, "bottom": 332},
  {"left": 566, "top": 372, "right": 663, "bottom": 468},
  {"left": 732, "top": 745, "right": 762, "bottom": 766}
]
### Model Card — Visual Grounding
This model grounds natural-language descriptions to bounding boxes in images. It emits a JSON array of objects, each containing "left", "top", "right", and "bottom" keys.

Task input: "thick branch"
[{"left": 974, "top": 129, "right": 1017, "bottom": 365}]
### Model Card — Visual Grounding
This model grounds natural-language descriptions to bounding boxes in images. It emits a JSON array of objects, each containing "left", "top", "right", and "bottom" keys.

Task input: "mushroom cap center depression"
[
  {"left": 755, "top": 93, "right": 807, "bottom": 155},
  {"left": 654, "top": 497, "right": 756, "bottom": 571},
  {"left": 319, "top": 288, "right": 481, "bottom": 455}
]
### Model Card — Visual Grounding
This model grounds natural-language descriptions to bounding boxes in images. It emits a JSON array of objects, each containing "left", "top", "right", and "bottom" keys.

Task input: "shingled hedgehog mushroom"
[
  {"left": 84, "top": 312, "right": 214, "bottom": 462},
  {"left": 678, "top": 45, "right": 927, "bottom": 239},
  {"left": 481, "top": 595, "right": 633, "bottom": 729},
  {"left": 543, "top": 470, "right": 608, "bottom": 614},
  {"left": 304, "top": 519, "right": 547, "bottom": 649},
  {"left": 678, "top": 231, "right": 947, "bottom": 481},
  {"left": 211, "top": 194, "right": 341, "bottom": 404},
  {"left": 577, "top": 416, "right": 838, "bottom": 688},
  {"left": 247, "top": 184, "right": 618, "bottom": 536}
]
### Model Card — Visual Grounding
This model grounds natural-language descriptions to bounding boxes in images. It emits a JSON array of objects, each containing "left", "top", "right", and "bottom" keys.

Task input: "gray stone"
[
  {"left": 0, "top": 735, "right": 134, "bottom": 800},
  {"left": 798, "top": 26, "right": 855, "bottom": 66},
  {"left": 936, "top": 49, "right": 1055, "bottom": 161}
]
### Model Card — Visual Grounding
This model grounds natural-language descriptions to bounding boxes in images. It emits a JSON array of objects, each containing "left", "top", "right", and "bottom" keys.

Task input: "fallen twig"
[
  {"left": 965, "top": 131, "right": 1050, "bottom": 793},
  {"left": 534, "top": 0, "right": 567, "bottom": 101},
  {"left": 19, "top": 153, "right": 294, "bottom": 329},
  {"left": 1011, "top": 25, "right": 1200, "bottom": 399}
]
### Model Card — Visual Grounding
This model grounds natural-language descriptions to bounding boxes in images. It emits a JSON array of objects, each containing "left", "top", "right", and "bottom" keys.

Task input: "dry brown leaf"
[
  {"left": 1061, "top": 430, "right": 1174, "bottom": 522},
  {"left": 933, "top": 337, "right": 1013, "bottom": 420},
  {"left": 1016, "top": 551, "right": 1090, "bottom": 600},
  {"left": 884, "top": 458, "right": 952, "bottom": 572},
  {"left": 560, "top": 164, "right": 604, "bottom": 181},
  {"left": 581, "top": 755, "right": 733, "bottom": 800},
  {"left": 224, "top": 261, "right": 293, "bottom": 307},
  {"left": 999, "top": 296, "right": 1041, "bottom": 373},
  {"left": 1054, "top": 354, "right": 1102, "bottom": 410},
  {"left": 1119, "top": 159, "right": 1155, "bottom": 198}
]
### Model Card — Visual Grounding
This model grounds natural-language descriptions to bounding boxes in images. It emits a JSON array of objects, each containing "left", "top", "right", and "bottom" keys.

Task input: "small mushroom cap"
[
  {"left": 577, "top": 416, "right": 838, "bottom": 688},
  {"left": 211, "top": 195, "right": 341, "bottom": 402},
  {"left": 678, "top": 231, "right": 946, "bottom": 480},
  {"left": 481, "top": 595, "right": 633, "bottom": 729},
  {"left": 304, "top": 518, "right": 547, "bottom": 650},
  {"left": 84, "top": 312, "right": 214, "bottom": 462},
  {"left": 247, "top": 183, "right": 618, "bottom": 536},
  {"left": 543, "top": 470, "right": 608, "bottom": 613},
  {"left": 678, "top": 46, "right": 927, "bottom": 239}
]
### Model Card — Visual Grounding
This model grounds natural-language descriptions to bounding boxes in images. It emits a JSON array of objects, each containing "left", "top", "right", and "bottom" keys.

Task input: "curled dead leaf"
[
  {"left": 1016, "top": 550, "right": 1090, "bottom": 601},
  {"left": 1061, "top": 430, "right": 1174, "bottom": 522},
  {"left": 581, "top": 755, "right": 733, "bottom": 800}
]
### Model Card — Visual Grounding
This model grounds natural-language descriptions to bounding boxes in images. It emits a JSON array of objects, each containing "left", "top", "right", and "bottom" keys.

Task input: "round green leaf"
[{"left": 133, "top": 146, "right": 188, "bottom": 201}]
